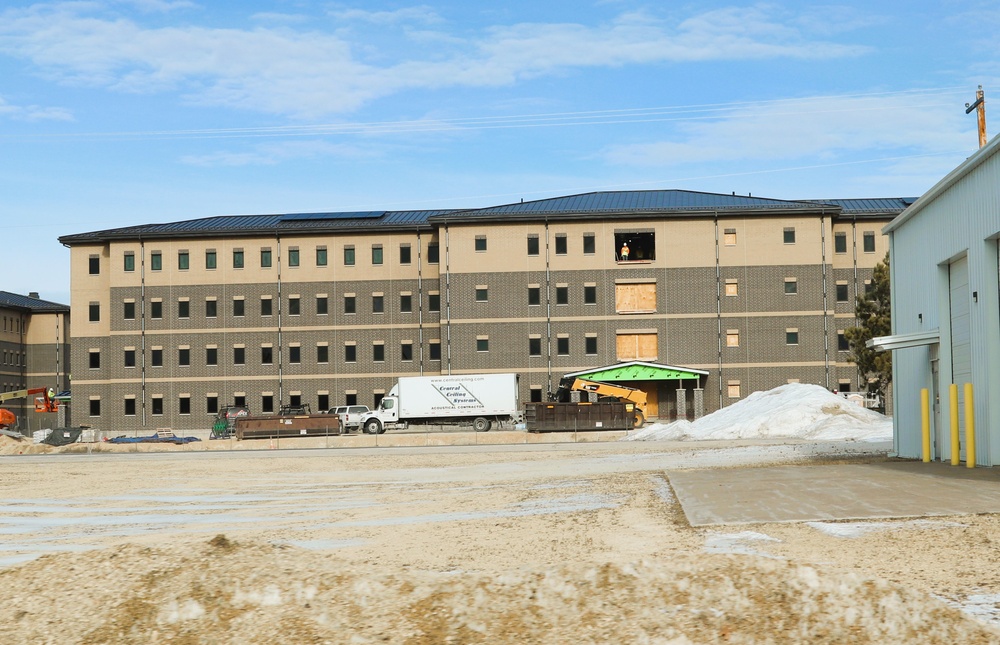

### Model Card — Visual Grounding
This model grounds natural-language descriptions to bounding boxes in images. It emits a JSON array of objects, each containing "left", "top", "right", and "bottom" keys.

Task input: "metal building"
[{"left": 883, "top": 135, "right": 1000, "bottom": 466}]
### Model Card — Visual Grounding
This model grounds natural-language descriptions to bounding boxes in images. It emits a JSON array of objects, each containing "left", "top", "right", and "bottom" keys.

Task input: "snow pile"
[{"left": 625, "top": 383, "right": 892, "bottom": 442}]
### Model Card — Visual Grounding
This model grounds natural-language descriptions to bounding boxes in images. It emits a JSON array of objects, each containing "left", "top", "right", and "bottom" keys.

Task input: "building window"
[
  {"left": 556, "top": 337, "right": 569, "bottom": 356},
  {"left": 289, "top": 345, "right": 301, "bottom": 364},
  {"left": 863, "top": 231, "right": 876, "bottom": 253},
  {"left": 317, "top": 344, "right": 329, "bottom": 364},
  {"left": 124, "top": 398, "right": 136, "bottom": 416},
  {"left": 429, "top": 341, "right": 441, "bottom": 361},
  {"left": 178, "top": 347, "right": 190, "bottom": 367},
  {"left": 834, "top": 232, "right": 847, "bottom": 254},
  {"left": 475, "top": 286, "right": 488, "bottom": 302},
  {"left": 784, "top": 278, "right": 798, "bottom": 295},
  {"left": 836, "top": 283, "right": 849, "bottom": 302},
  {"left": 151, "top": 348, "right": 163, "bottom": 367},
  {"left": 262, "top": 395, "right": 274, "bottom": 414},
  {"left": 556, "top": 285, "right": 569, "bottom": 306},
  {"left": 234, "top": 395, "right": 246, "bottom": 408},
  {"left": 89, "top": 255, "right": 100, "bottom": 275},
  {"left": 529, "top": 337, "right": 542, "bottom": 357},
  {"left": 401, "top": 342, "right": 413, "bottom": 362},
  {"left": 344, "top": 246, "right": 355, "bottom": 266},
  {"left": 615, "top": 231, "right": 655, "bottom": 261},
  {"left": 89, "top": 399, "right": 101, "bottom": 416},
  {"left": 726, "top": 330, "right": 740, "bottom": 348},
  {"left": 151, "top": 397, "right": 163, "bottom": 416},
  {"left": 724, "top": 228, "right": 737, "bottom": 246},
  {"left": 555, "top": 235, "right": 567, "bottom": 255},
  {"left": 476, "top": 337, "right": 489, "bottom": 352},
  {"left": 585, "top": 336, "right": 598, "bottom": 355},
  {"left": 527, "top": 235, "right": 539, "bottom": 256},
  {"left": 316, "top": 296, "right": 328, "bottom": 315},
  {"left": 288, "top": 296, "right": 300, "bottom": 316},
  {"left": 206, "top": 347, "right": 218, "bottom": 366},
  {"left": 584, "top": 285, "right": 597, "bottom": 305},
  {"left": 233, "top": 298, "right": 245, "bottom": 317},
  {"left": 345, "top": 344, "right": 357, "bottom": 363},
  {"left": 428, "top": 243, "right": 440, "bottom": 264},
  {"left": 725, "top": 280, "right": 738, "bottom": 297},
  {"left": 399, "top": 245, "right": 411, "bottom": 264},
  {"left": 150, "top": 252, "right": 162, "bottom": 271},
  {"left": 727, "top": 381, "right": 741, "bottom": 399},
  {"left": 206, "top": 250, "right": 217, "bottom": 270},
  {"left": 528, "top": 286, "right": 541, "bottom": 306},
  {"left": 233, "top": 346, "right": 245, "bottom": 366},
  {"left": 475, "top": 236, "right": 487, "bottom": 252},
  {"left": 372, "top": 294, "right": 384, "bottom": 314},
  {"left": 123, "top": 301, "right": 135, "bottom": 320},
  {"left": 344, "top": 295, "right": 356, "bottom": 314},
  {"left": 261, "top": 297, "right": 273, "bottom": 317},
  {"left": 428, "top": 293, "right": 440, "bottom": 312},
  {"left": 400, "top": 293, "right": 412, "bottom": 313},
  {"left": 179, "top": 396, "right": 191, "bottom": 415},
  {"left": 178, "top": 251, "right": 190, "bottom": 270},
  {"left": 88, "top": 302, "right": 101, "bottom": 322},
  {"left": 206, "top": 299, "right": 217, "bottom": 318},
  {"left": 124, "top": 349, "right": 136, "bottom": 368},
  {"left": 123, "top": 253, "right": 135, "bottom": 272},
  {"left": 786, "top": 329, "right": 799, "bottom": 345},
  {"left": 261, "top": 346, "right": 273, "bottom": 365},
  {"left": 150, "top": 300, "right": 163, "bottom": 319},
  {"left": 583, "top": 234, "right": 596, "bottom": 255},
  {"left": 838, "top": 331, "right": 849, "bottom": 351},
  {"left": 317, "top": 393, "right": 329, "bottom": 412},
  {"left": 783, "top": 227, "right": 796, "bottom": 244},
  {"left": 615, "top": 282, "right": 656, "bottom": 314},
  {"left": 207, "top": 396, "right": 219, "bottom": 415},
  {"left": 89, "top": 350, "right": 100, "bottom": 369},
  {"left": 288, "top": 247, "right": 300, "bottom": 267},
  {"left": 373, "top": 343, "right": 385, "bottom": 362},
  {"left": 529, "top": 387, "right": 544, "bottom": 403},
  {"left": 261, "top": 248, "right": 272, "bottom": 268},
  {"left": 232, "top": 249, "right": 244, "bottom": 269},
  {"left": 316, "top": 246, "right": 327, "bottom": 266},
  {"left": 178, "top": 300, "right": 190, "bottom": 319},
  {"left": 371, "top": 245, "right": 383, "bottom": 265}
]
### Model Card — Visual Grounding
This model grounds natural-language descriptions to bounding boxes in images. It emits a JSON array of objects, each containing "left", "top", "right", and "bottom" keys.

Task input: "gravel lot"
[{"left": 1, "top": 437, "right": 998, "bottom": 643}]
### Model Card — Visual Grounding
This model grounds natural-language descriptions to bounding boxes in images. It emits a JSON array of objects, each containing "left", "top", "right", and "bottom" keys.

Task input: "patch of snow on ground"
[
  {"left": 624, "top": 383, "right": 893, "bottom": 442},
  {"left": 806, "top": 519, "right": 967, "bottom": 538},
  {"left": 704, "top": 531, "right": 781, "bottom": 557}
]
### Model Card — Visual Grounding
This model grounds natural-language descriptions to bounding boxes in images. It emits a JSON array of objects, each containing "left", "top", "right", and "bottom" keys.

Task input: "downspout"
[
  {"left": 444, "top": 224, "right": 451, "bottom": 374},
  {"left": 276, "top": 235, "right": 283, "bottom": 407},
  {"left": 545, "top": 218, "right": 552, "bottom": 394},
  {"left": 714, "top": 213, "right": 723, "bottom": 409},
  {"left": 139, "top": 239, "right": 147, "bottom": 429},
  {"left": 417, "top": 230, "right": 424, "bottom": 375},
  {"left": 821, "top": 213, "right": 830, "bottom": 389}
]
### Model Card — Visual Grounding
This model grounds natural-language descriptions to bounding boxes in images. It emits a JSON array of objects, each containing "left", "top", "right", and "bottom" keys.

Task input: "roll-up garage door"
[{"left": 950, "top": 256, "right": 972, "bottom": 431}]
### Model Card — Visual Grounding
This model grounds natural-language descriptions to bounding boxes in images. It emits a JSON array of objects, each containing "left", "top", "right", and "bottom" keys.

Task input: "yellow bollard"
[
  {"left": 920, "top": 388, "right": 931, "bottom": 462},
  {"left": 950, "top": 384, "right": 960, "bottom": 466},
  {"left": 965, "top": 383, "right": 976, "bottom": 468}
]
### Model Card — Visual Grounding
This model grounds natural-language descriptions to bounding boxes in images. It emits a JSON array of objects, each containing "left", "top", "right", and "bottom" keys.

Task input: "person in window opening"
[{"left": 620, "top": 242, "right": 630, "bottom": 261}]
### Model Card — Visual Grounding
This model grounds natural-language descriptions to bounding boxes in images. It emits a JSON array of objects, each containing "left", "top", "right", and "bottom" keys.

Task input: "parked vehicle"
[
  {"left": 359, "top": 373, "right": 521, "bottom": 434},
  {"left": 333, "top": 405, "right": 370, "bottom": 432}
]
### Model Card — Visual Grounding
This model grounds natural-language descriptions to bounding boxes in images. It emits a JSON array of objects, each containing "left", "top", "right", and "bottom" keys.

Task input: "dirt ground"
[{"left": 1, "top": 436, "right": 999, "bottom": 644}]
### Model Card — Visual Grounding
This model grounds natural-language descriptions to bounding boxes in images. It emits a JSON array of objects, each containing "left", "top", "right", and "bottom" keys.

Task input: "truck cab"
[{"left": 359, "top": 396, "right": 397, "bottom": 434}]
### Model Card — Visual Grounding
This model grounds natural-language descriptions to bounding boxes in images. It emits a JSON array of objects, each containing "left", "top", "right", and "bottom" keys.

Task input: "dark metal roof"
[
  {"left": 0, "top": 291, "right": 69, "bottom": 313},
  {"left": 436, "top": 190, "right": 830, "bottom": 220},
  {"left": 811, "top": 198, "right": 917, "bottom": 217}
]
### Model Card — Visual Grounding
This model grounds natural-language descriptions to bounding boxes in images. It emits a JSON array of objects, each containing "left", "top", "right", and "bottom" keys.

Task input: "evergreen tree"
[{"left": 844, "top": 252, "right": 892, "bottom": 399}]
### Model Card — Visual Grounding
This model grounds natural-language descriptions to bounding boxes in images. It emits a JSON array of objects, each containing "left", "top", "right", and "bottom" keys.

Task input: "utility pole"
[{"left": 965, "top": 85, "right": 987, "bottom": 148}]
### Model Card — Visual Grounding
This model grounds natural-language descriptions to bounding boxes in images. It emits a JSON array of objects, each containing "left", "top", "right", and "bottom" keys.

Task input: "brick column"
[
  {"left": 676, "top": 388, "right": 686, "bottom": 421},
  {"left": 693, "top": 388, "right": 704, "bottom": 419}
]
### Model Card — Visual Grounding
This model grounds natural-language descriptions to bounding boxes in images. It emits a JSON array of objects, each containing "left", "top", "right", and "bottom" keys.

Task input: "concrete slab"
[{"left": 669, "top": 460, "right": 1000, "bottom": 527}]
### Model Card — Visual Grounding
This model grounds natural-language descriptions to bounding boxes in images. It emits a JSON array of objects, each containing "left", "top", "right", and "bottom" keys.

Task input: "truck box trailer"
[{"left": 359, "top": 373, "right": 521, "bottom": 434}]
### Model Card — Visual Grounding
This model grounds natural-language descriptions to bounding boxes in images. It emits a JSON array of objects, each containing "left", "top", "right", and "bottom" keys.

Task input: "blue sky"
[{"left": 2, "top": 1, "right": 996, "bottom": 304}]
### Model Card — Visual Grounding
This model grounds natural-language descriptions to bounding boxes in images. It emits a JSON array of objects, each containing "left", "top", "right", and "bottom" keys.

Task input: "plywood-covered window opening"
[
  {"left": 616, "top": 330, "right": 658, "bottom": 361},
  {"left": 615, "top": 280, "right": 657, "bottom": 314}
]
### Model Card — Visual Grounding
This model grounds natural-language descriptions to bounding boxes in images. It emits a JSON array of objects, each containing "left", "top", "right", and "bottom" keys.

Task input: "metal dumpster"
[{"left": 524, "top": 401, "right": 631, "bottom": 432}]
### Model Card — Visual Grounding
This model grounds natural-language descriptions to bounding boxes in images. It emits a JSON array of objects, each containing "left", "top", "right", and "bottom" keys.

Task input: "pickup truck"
[{"left": 329, "top": 405, "right": 371, "bottom": 433}]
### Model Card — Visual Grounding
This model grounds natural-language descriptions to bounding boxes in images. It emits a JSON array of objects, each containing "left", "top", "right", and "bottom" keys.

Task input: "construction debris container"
[{"left": 524, "top": 401, "right": 631, "bottom": 432}]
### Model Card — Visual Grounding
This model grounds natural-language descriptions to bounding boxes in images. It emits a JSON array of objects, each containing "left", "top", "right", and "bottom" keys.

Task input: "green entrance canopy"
[{"left": 565, "top": 361, "right": 708, "bottom": 383}]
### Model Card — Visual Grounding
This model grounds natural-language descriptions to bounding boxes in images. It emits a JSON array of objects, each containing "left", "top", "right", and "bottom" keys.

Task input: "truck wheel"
[
  {"left": 473, "top": 417, "right": 491, "bottom": 432},
  {"left": 364, "top": 419, "right": 382, "bottom": 435},
  {"left": 632, "top": 411, "right": 645, "bottom": 428}
]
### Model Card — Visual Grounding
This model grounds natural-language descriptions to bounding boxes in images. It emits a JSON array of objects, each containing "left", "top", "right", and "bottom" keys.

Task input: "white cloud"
[
  {"left": 180, "top": 139, "right": 376, "bottom": 167},
  {"left": 0, "top": 3, "right": 872, "bottom": 118},
  {"left": 0, "top": 95, "right": 73, "bottom": 121},
  {"left": 603, "top": 92, "right": 973, "bottom": 167},
  {"left": 329, "top": 6, "right": 443, "bottom": 26}
]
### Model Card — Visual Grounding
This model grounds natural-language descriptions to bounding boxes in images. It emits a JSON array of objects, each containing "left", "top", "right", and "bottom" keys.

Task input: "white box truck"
[{"left": 359, "top": 373, "right": 521, "bottom": 434}]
